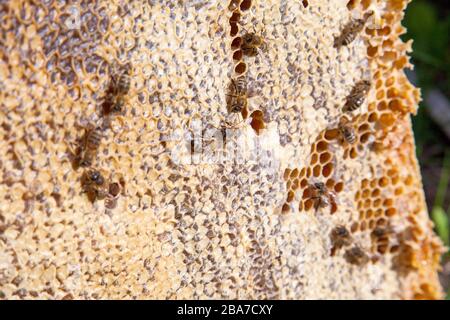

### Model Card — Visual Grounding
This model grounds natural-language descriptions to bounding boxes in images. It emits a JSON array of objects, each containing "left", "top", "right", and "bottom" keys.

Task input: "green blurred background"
[{"left": 403, "top": 0, "right": 450, "bottom": 298}]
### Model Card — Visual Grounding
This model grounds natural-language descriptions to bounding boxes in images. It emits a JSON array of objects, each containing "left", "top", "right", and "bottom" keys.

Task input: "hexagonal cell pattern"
[{"left": 0, "top": 0, "right": 444, "bottom": 299}]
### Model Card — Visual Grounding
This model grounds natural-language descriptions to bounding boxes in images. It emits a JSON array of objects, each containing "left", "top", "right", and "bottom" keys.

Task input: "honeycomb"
[{"left": 0, "top": 0, "right": 444, "bottom": 299}]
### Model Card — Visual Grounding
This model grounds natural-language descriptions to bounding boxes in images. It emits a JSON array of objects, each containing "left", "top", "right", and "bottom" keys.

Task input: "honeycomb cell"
[
  {"left": 377, "top": 244, "right": 388, "bottom": 255},
  {"left": 358, "top": 123, "right": 370, "bottom": 133},
  {"left": 304, "top": 199, "right": 314, "bottom": 211},
  {"left": 326, "top": 178, "right": 335, "bottom": 188},
  {"left": 368, "top": 112, "right": 378, "bottom": 122},
  {"left": 377, "top": 101, "right": 388, "bottom": 111},
  {"left": 313, "top": 165, "right": 321, "bottom": 177},
  {"left": 290, "top": 168, "right": 299, "bottom": 179},
  {"left": 360, "top": 221, "right": 367, "bottom": 232},
  {"left": 322, "top": 163, "right": 333, "bottom": 178},
  {"left": 377, "top": 218, "right": 387, "bottom": 227},
  {"left": 240, "top": 0, "right": 252, "bottom": 11},
  {"left": 367, "top": 45, "right": 378, "bottom": 57},
  {"left": 234, "top": 62, "right": 246, "bottom": 74},
  {"left": 299, "top": 168, "right": 306, "bottom": 178},
  {"left": 373, "top": 198, "right": 381, "bottom": 207},
  {"left": 378, "top": 26, "right": 392, "bottom": 37},
  {"left": 324, "top": 128, "right": 339, "bottom": 141},
  {"left": 375, "top": 208, "right": 383, "bottom": 218},
  {"left": 316, "top": 141, "right": 328, "bottom": 152},
  {"left": 287, "top": 191, "right": 294, "bottom": 202},
  {"left": 300, "top": 178, "right": 308, "bottom": 188},
  {"left": 360, "top": 132, "right": 371, "bottom": 144},
  {"left": 228, "top": 0, "right": 241, "bottom": 11},
  {"left": 376, "top": 89, "right": 385, "bottom": 100},
  {"left": 250, "top": 110, "right": 265, "bottom": 134},
  {"left": 230, "top": 23, "right": 239, "bottom": 37},
  {"left": 378, "top": 177, "right": 389, "bottom": 187},
  {"left": 371, "top": 188, "right": 380, "bottom": 197},
  {"left": 394, "top": 187, "right": 403, "bottom": 196},
  {"left": 311, "top": 153, "right": 319, "bottom": 165},
  {"left": 319, "top": 152, "right": 331, "bottom": 164},
  {"left": 385, "top": 207, "right": 397, "bottom": 217},
  {"left": 302, "top": 187, "right": 312, "bottom": 200},
  {"left": 283, "top": 168, "right": 291, "bottom": 180},
  {"left": 287, "top": 180, "right": 292, "bottom": 190},
  {"left": 346, "top": 0, "right": 355, "bottom": 9},
  {"left": 231, "top": 37, "right": 243, "bottom": 49}
]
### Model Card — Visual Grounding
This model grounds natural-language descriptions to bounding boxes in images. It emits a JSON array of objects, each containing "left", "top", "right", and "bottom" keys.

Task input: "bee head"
[
  {"left": 231, "top": 103, "right": 243, "bottom": 113},
  {"left": 112, "top": 100, "right": 123, "bottom": 113},
  {"left": 90, "top": 171, "right": 104, "bottom": 185},
  {"left": 314, "top": 182, "right": 325, "bottom": 190}
]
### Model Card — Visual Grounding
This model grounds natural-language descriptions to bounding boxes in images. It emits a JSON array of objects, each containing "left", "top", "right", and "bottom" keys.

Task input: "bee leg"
[{"left": 330, "top": 246, "right": 337, "bottom": 257}]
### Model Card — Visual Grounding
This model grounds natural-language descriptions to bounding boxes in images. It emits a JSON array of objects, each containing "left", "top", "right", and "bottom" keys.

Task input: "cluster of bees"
[
  {"left": 222, "top": 8, "right": 376, "bottom": 267},
  {"left": 70, "top": 64, "right": 131, "bottom": 209},
  {"left": 335, "top": 12, "right": 374, "bottom": 145},
  {"left": 201, "top": 14, "right": 269, "bottom": 148},
  {"left": 224, "top": 29, "right": 268, "bottom": 129},
  {"left": 303, "top": 12, "right": 374, "bottom": 213},
  {"left": 330, "top": 224, "right": 393, "bottom": 266},
  {"left": 221, "top": 9, "right": 373, "bottom": 212}
]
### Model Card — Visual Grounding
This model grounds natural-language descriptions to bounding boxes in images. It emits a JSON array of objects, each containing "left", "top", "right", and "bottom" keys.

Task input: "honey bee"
[
  {"left": 102, "top": 94, "right": 125, "bottom": 117},
  {"left": 343, "top": 80, "right": 371, "bottom": 112},
  {"left": 344, "top": 246, "right": 370, "bottom": 266},
  {"left": 226, "top": 76, "right": 249, "bottom": 120},
  {"left": 330, "top": 225, "right": 353, "bottom": 255},
  {"left": 338, "top": 117, "right": 356, "bottom": 144},
  {"left": 111, "top": 63, "right": 131, "bottom": 96},
  {"left": 241, "top": 30, "right": 267, "bottom": 57},
  {"left": 334, "top": 11, "right": 374, "bottom": 48},
  {"left": 81, "top": 169, "right": 109, "bottom": 202},
  {"left": 310, "top": 182, "right": 337, "bottom": 211},
  {"left": 371, "top": 226, "right": 394, "bottom": 241},
  {"left": 72, "top": 124, "right": 102, "bottom": 168}
]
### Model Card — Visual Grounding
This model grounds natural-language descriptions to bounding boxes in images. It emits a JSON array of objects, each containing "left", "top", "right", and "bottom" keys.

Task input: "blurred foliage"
[
  {"left": 403, "top": 0, "right": 450, "bottom": 93},
  {"left": 403, "top": 0, "right": 450, "bottom": 152},
  {"left": 431, "top": 151, "right": 450, "bottom": 246},
  {"left": 403, "top": 1, "right": 450, "bottom": 251}
]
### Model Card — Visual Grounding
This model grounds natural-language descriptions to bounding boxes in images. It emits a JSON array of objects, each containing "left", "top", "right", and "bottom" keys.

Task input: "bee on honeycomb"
[
  {"left": 68, "top": 124, "right": 103, "bottom": 168},
  {"left": 330, "top": 225, "right": 353, "bottom": 256},
  {"left": 338, "top": 117, "right": 356, "bottom": 144},
  {"left": 343, "top": 80, "right": 371, "bottom": 112},
  {"left": 241, "top": 28, "right": 268, "bottom": 57},
  {"left": 345, "top": 246, "right": 370, "bottom": 266},
  {"left": 334, "top": 11, "right": 374, "bottom": 48},
  {"left": 309, "top": 182, "right": 337, "bottom": 212},
  {"left": 81, "top": 169, "right": 109, "bottom": 202}
]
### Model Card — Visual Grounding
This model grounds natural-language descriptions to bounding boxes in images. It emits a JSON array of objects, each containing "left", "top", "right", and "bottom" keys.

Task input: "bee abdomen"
[
  {"left": 339, "top": 126, "right": 356, "bottom": 144},
  {"left": 86, "top": 130, "right": 102, "bottom": 149},
  {"left": 117, "top": 74, "right": 131, "bottom": 95},
  {"left": 80, "top": 155, "right": 93, "bottom": 167},
  {"left": 341, "top": 33, "right": 357, "bottom": 46}
]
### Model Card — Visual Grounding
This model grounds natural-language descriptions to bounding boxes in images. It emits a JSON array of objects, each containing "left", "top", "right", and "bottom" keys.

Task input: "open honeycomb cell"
[{"left": 0, "top": 0, "right": 444, "bottom": 300}]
